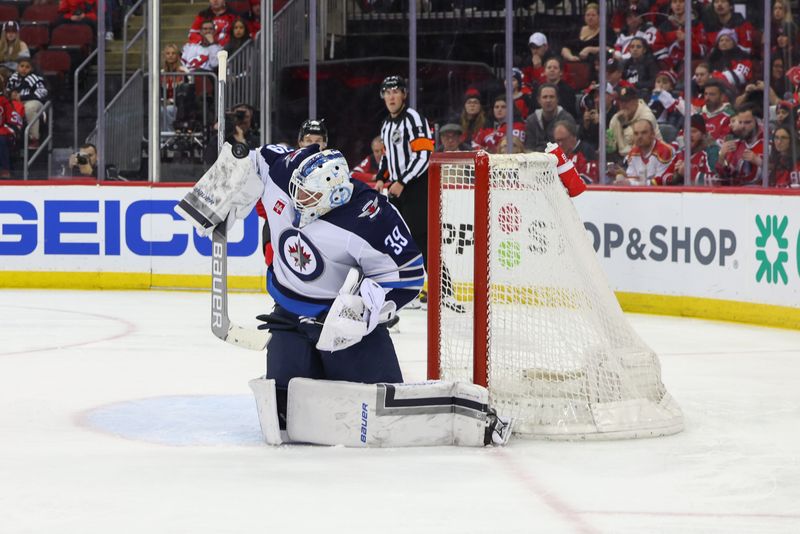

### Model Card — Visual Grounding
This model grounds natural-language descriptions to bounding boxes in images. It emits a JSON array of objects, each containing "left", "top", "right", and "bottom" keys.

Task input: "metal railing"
[
  {"left": 87, "top": 70, "right": 144, "bottom": 175},
  {"left": 121, "top": 0, "right": 147, "bottom": 85},
  {"left": 274, "top": 0, "right": 307, "bottom": 77},
  {"left": 22, "top": 101, "right": 54, "bottom": 180},
  {"left": 226, "top": 36, "right": 258, "bottom": 109},
  {"left": 73, "top": 48, "right": 99, "bottom": 151}
]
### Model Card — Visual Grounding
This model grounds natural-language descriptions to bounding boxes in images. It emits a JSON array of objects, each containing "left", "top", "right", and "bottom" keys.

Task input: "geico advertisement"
[
  {"left": 0, "top": 186, "right": 264, "bottom": 276},
  {"left": 573, "top": 191, "right": 800, "bottom": 309}
]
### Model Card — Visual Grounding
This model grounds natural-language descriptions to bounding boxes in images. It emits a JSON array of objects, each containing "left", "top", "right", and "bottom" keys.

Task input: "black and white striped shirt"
[
  {"left": 7, "top": 72, "right": 48, "bottom": 103},
  {"left": 378, "top": 106, "right": 434, "bottom": 185}
]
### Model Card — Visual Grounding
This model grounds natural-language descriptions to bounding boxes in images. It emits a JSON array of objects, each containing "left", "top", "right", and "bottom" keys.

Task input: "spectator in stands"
[
  {"left": 690, "top": 62, "right": 711, "bottom": 112},
  {"left": 0, "top": 74, "right": 20, "bottom": 178},
  {"left": 0, "top": 22, "right": 30, "bottom": 79},
  {"left": 351, "top": 135, "right": 383, "bottom": 186},
  {"left": 225, "top": 18, "right": 251, "bottom": 54},
  {"left": 772, "top": 0, "right": 798, "bottom": 64},
  {"left": 182, "top": 20, "right": 223, "bottom": 72},
  {"left": 67, "top": 142, "right": 98, "bottom": 178},
  {"left": 614, "top": 119, "right": 676, "bottom": 185},
  {"left": 535, "top": 57, "right": 577, "bottom": 119},
  {"left": 658, "top": 0, "right": 708, "bottom": 71},
  {"left": 202, "top": 103, "right": 258, "bottom": 165},
  {"left": 561, "top": 3, "right": 601, "bottom": 65},
  {"left": 672, "top": 114, "right": 719, "bottom": 185},
  {"left": 188, "top": 0, "right": 240, "bottom": 48},
  {"left": 55, "top": 0, "right": 98, "bottom": 38},
  {"left": 553, "top": 119, "right": 598, "bottom": 183},
  {"left": 437, "top": 123, "right": 472, "bottom": 152},
  {"left": 522, "top": 32, "right": 558, "bottom": 86},
  {"left": 735, "top": 79, "right": 780, "bottom": 111},
  {"left": 622, "top": 37, "right": 659, "bottom": 98},
  {"left": 708, "top": 29, "right": 754, "bottom": 92},
  {"left": 614, "top": 4, "right": 667, "bottom": 63},
  {"left": 578, "top": 81, "right": 616, "bottom": 149},
  {"left": 496, "top": 135, "right": 526, "bottom": 154},
  {"left": 648, "top": 70, "right": 685, "bottom": 129},
  {"left": 7, "top": 58, "right": 47, "bottom": 149},
  {"left": 524, "top": 83, "right": 576, "bottom": 152},
  {"left": 715, "top": 103, "right": 764, "bottom": 186},
  {"left": 773, "top": 100, "right": 795, "bottom": 133},
  {"left": 160, "top": 44, "right": 189, "bottom": 133},
  {"left": 506, "top": 68, "right": 532, "bottom": 119},
  {"left": 703, "top": 0, "right": 755, "bottom": 54},
  {"left": 245, "top": 0, "right": 261, "bottom": 36},
  {"left": 770, "top": 56, "right": 791, "bottom": 102},
  {"left": 769, "top": 125, "right": 800, "bottom": 187},
  {"left": 458, "top": 87, "right": 486, "bottom": 147},
  {"left": 476, "top": 94, "right": 525, "bottom": 153},
  {"left": 605, "top": 58, "right": 630, "bottom": 95},
  {"left": 608, "top": 85, "right": 662, "bottom": 160},
  {"left": 700, "top": 78, "right": 735, "bottom": 142}
]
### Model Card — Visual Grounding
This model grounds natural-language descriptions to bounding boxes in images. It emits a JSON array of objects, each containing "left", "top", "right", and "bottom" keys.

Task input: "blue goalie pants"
[{"left": 265, "top": 305, "right": 404, "bottom": 428}]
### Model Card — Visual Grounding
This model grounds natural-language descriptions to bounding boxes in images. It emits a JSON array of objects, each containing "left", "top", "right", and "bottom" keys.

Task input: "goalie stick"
[{"left": 210, "top": 50, "right": 269, "bottom": 351}]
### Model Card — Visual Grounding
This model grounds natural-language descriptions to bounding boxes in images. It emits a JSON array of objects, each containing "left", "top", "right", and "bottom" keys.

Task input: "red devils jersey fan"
[{"left": 187, "top": 0, "right": 242, "bottom": 47}]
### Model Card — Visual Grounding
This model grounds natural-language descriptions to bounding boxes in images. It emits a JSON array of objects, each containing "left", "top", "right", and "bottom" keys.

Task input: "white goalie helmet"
[{"left": 289, "top": 149, "right": 354, "bottom": 227}]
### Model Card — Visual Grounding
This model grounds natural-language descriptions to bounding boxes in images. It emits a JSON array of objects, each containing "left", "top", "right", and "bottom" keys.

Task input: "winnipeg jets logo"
[
  {"left": 278, "top": 230, "right": 324, "bottom": 280},
  {"left": 358, "top": 197, "right": 381, "bottom": 219},
  {"left": 287, "top": 241, "right": 312, "bottom": 271}
]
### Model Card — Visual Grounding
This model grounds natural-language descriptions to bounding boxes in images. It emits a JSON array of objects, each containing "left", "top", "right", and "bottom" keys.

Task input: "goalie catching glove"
[
  {"left": 174, "top": 142, "right": 262, "bottom": 236},
  {"left": 316, "top": 268, "right": 397, "bottom": 352}
]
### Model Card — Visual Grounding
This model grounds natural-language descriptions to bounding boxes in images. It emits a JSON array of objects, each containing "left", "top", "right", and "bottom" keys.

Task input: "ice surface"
[{"left": 1, "top": 289, "right": 798, "bottom": 533}]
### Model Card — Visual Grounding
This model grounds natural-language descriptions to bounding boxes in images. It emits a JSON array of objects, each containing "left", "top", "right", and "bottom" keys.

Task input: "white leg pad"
[
  {"left": 248, "top": 377, "right": 284, "bottom": 445},
  {"left": 287, "top": 378, "right": 490, "bottom": 447}
]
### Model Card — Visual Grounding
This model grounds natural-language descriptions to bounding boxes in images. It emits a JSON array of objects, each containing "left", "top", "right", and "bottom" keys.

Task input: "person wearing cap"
[
  {"left": 376, "top": 74, "right": 464, "bottom": 312},
  {"left": 457, "top": 87, "right": 486, "bottom": 147},
  {"left": 608, "top": 85, "right": 662, "bottom": 159},
  {"left": 525, "top": 82, "right": 576, "bottom": 152},
  {"left": 708, "top": 28, "right": 754, "bottom": 91},
  {"left": 702, "top": 0, "right": 754, "bottom": 54},
  {"left": 578, "top": 80, "right": 617, "bottom": 149},
  {"left": 700, "top": 79, "right": 735, "bottom": 143},
  {"left": 671, "top": 114, "right": 719, "bottom": 186},
  {"left": 505, "top": 68, "right": 532, "bottom": 119},
  {"left": 0, "top": 22, "right": 30, "bottom": 77},
  {"left": 648, "top": 69, "right": 685, "bottom": 129},
  {"left": 616, "top": 118, "right": 676, "bottom": 186},
  {"left": 613, "top": 4, "right": 667, "bottom": 63},
  {"left": 437, "top": 123, "right": 471, "bottom": 152},
  {"left": 521, "top": 31, "right": 559, "bottom": 88}
]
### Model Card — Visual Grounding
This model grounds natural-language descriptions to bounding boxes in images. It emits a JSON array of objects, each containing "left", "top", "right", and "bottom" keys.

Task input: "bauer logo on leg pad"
[{"left": 360, "top": 403, "right": 369, "bottom": 443}]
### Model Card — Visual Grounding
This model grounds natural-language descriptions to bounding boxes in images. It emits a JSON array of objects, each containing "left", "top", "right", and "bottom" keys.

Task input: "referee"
[{"left": 376, "top": 75, "right": 464, "bottom": 313}]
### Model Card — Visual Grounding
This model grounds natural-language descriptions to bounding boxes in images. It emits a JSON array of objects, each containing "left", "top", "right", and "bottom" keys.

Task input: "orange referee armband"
[{"left": 410, "top": 138, "right": 435, "bottom": 152}]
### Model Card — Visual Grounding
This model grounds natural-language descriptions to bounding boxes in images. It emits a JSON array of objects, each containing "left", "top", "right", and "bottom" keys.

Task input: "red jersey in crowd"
[
  {"left": 670, "top": 149, "right": 714, "bottom": 185},
  {"left": 700, "top": 105, "right": 734, "bottom": 143},
  {"left": 704, "top": 13, "right": 755, "bottom": 54},
  {"left": 58, "top": 0, "right": 97, "bottom": 21},
  {"left": 475, "top": 121, "right": 526, "bottom": 153},
  {"left": 188, "top": 6, "right": 241, "bottom": 47},
  {"left": 351, "top": 153, "right": 381, "bottom": 187},
  {"left": 0, "top": 95, "right": 22, "bottom": 138},
  {"left": 659, "top": 19, "right": 707, "bottom": 71},
  {"left": 715, "top": 134, "right": 764, "bottom": 186},
  {"left": 563, "top": 140, "right": 598, "bottom": 183},
  {"left": 770, "top": 156, "right": 800, "bottom": 188}
]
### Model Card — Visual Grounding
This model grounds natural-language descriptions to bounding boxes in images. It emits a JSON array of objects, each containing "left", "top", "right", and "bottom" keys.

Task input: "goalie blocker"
[{"left": 250, "top": 377, "right": 512, "bottom": 447}]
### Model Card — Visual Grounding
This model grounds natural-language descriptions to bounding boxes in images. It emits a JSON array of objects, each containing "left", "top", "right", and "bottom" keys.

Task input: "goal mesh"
[{"left": 429, "top": 152, "right": 683, "bottom": 439}]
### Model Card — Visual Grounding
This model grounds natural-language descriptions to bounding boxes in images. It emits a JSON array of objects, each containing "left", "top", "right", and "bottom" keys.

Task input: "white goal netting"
[{"left": 432, "top": 152, "right": 683, "bottom": 439}]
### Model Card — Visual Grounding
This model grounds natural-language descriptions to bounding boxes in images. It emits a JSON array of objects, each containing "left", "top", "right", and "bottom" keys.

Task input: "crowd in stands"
[{"left": 358, "top": 0, "right": 799, "bottom": 188}]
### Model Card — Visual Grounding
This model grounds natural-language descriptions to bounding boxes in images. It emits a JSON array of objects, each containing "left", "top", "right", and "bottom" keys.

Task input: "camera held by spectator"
[{"left": 67, "top": 143, "right": 97, "bottom": 177}]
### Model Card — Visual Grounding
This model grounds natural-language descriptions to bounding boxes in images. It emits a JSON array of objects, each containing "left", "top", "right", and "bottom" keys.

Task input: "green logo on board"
[{"left": 754, "top": 215, "right": 789, "bottom": 285}]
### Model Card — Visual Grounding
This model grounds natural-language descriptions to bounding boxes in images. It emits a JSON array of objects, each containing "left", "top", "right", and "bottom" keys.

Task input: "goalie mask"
[{"left": 289, "top": 149, "right": 354, "bottom": 227}]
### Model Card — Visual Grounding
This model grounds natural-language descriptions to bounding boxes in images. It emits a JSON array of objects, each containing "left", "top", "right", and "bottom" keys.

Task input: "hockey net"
[{"left": 427, "top": 151, "right": 683, "bottom": 439}]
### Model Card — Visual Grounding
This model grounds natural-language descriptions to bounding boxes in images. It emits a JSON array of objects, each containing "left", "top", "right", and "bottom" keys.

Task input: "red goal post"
[{"left": 426, "top": 150, "right": 684, "bottom": 439}]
